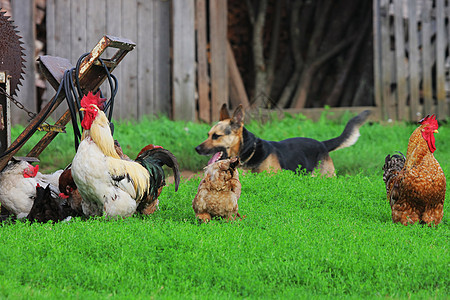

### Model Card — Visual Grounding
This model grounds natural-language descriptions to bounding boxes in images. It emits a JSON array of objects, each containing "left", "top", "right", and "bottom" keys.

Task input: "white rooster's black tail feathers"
[{"left": 135, "top": 148, "right": 181, "bottom": 200}]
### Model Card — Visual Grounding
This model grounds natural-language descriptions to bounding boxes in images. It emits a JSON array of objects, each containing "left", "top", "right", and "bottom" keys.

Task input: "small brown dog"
[{"left": 193, "top": 154, "right": 242, "bottom": 222}]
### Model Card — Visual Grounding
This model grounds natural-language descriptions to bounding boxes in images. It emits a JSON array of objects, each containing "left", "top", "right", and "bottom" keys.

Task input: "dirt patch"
[{"left": 166, "top": 170, "right": 203, "bottom": 184}]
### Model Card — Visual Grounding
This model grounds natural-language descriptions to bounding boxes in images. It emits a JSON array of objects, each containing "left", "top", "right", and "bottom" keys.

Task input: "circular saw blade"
[{"left": 0, "top": 10, "right": 26, "bottom": 96}]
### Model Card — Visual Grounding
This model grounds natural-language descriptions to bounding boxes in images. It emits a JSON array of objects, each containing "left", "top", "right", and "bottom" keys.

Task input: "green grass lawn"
[{"left": 2, "top": 111, "right": 449, "bottom": 298}]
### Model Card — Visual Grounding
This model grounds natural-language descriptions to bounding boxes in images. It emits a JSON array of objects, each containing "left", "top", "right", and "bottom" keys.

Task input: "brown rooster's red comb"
[
  {"left": 80, "top": 91, "right": 106, "bottom": 110},
  {"left": 419, "top": 114, "right": 437, "bottom": 126}
]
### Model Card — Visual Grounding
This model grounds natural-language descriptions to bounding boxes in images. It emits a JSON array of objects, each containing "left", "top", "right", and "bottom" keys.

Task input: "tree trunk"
[
  {"left": 247, "top": 0, "right": 269, "bottom": 108},
  {"left": 325, "top": 14, "right": 371, "bottom": 107},
  {"left": 265, "top": 0, "right": 282, "bottom": 94},
  {"left": 276, "top": 0, "right": 303, "bottom": 108},
  {"left": 292, "top": 35, "right": 354, "bottom": 109}
]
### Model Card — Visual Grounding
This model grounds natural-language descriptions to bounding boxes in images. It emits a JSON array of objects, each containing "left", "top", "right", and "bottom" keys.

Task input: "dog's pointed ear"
[
  {"left": 219, "top": 103, "right": 230, "bottom": 121},
  {"left": 232, "top": 105, "right": 245, "bottom": 124}
]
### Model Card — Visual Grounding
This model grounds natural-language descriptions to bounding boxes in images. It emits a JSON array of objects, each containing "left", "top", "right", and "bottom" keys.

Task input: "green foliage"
[{"left": 4, "top": 111, "right": 449, "bottom": 298}]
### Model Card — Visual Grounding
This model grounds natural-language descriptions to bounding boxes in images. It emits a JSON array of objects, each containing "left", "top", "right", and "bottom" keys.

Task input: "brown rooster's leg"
[
  {"left": 421, "top": 203, "right": 444, "bottom": 226},
  {"left": 196, "top": 212, "right": 212, "bottom": 223}
]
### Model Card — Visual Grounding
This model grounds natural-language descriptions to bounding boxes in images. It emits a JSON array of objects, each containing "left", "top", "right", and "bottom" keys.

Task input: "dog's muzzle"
[{"left": 195, "top": 144, "right": 206, "bottom": 155}]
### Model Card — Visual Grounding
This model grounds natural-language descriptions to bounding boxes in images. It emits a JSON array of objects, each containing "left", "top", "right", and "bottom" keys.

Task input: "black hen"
[{"left": 27, "top": 184, "right": 76, "bottom": 223}]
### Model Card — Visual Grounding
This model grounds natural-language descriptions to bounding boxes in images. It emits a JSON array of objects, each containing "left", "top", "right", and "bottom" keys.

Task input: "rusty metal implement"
[
  {"left": 0, "top": 11, "right": 25, "bottom": 96},
  {"left": 0, "top": 35, "right": 136, "bottom": 172}
]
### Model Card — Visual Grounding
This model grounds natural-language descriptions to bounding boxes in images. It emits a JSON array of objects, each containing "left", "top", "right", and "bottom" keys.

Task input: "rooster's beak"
[
  {"left": 80, "top": 108, "right": 85, "bottom": 111},
  {"left": 434, "top": 129, "right": 439, "bottom": 133}
]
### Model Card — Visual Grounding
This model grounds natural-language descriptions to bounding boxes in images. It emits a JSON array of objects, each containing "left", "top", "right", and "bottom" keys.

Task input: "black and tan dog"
[{"left": 195, "top": 104, "right": 371, "bottom": 176}]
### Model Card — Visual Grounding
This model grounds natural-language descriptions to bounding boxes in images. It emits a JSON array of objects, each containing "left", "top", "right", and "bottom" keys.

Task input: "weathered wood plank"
[
  {"left": 196, "top": 0, "right": 210, "bottom": 122},
  {"left": 11, "top": 0, "right": 36, "bottom": 125},
  {"left": 209, "top": 0, "right": 228, "bottom": 120},
  {"left": 70, "top": 0, "right": 87, "bottom": 65},
  {"left": 120, "top": 0, "right": 138, "bottom": 120},
  {"left": 87, "top": 0, "right": 108, "bottom": 99},
  {"left": 394, "top": 0, "right": 407, "bottom": 121},
  {"left": 105, "top": 0, "right": 123, "bottom": 121},
  {"left": 50, "top": 0, "right": 72, "bottom": 118},
  {"left": 172, "top": 0, "right": 196, "bottom": 121},
  {"left": 421, "top": 0, "right": 434, "bottom": 116},
  {"left": 137, "top": 0, "right": 154, "bottom": 118},
  {"left": 448, "top": 2, "right": 450, "bottom": 115},
  {"left": 227, "top": 41, "right": 250, "bottom": 109},
  {"left": 43, "top": 0, "right": 56, "bottom": 112},
  {"left": 86, "top": 1, "right": 107, "bottom": 53},
  {"left": 435, "top": 0, "right": 447, "bottom": 120},
  {"left": 408, "top": 0, "right": 420, "bottom": 121},
  {"left": 380, "top": 0, "right": 394, "bottom": 120},
  {"left": 46, "top": 0, "right": 55, "bottom": 56},
  {"left": 372, "top": 0, "right": 382, "bottom": 110},
  {"left": 153, "top": 0, "right": 171, "bottom": 116},
  {"left": 67, "top": 0, "right": 87, "bottom": 125},
  {"left": 53, "top": 0, "right": 72, "bottom": 61}
]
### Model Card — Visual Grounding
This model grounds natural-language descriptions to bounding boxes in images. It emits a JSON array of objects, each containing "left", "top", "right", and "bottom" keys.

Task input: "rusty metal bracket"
[
  {"left": 37, "top": 124, "right": 66, "bottom": 133},
  {"left": 0, "top": 35, "right": 136, "bottom": 172},
  {"left": 0, "top": 71, "right": 11, "bottom": 156}
]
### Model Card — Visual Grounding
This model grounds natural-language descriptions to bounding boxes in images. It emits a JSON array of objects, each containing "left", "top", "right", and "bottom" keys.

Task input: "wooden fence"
[
  {"left": 6, "top": 0, "right": 242, "bottom": 125},
  {"left": 374, "top": 0, "right": 450, "bottom": 121},
  {"left": 45, "top": 0, "right": 173, "bottom": 122},
  {"left": 6, "top": 0, "right": 450, "bottom": 126},
  {"left": 2, "top": 0, "right": 36, "bottom": 126}
]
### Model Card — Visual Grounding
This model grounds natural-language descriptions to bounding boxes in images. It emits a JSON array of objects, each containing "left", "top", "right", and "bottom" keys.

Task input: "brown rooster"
[
  {"left": 383, "top": 115, "right": 446, "bottom": 226},
  {"left": 193, "top": 154, "right": 242, "bottom": 222}
]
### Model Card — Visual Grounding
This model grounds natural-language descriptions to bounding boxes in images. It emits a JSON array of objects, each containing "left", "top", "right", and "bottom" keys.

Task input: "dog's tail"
[{"left": 322, "top": 110, "right": 371, "bottom": 152}]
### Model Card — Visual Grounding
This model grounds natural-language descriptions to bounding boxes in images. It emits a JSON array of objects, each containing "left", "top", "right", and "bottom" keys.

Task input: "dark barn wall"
[{"left": 227, "top": 0, "right": 374, "bottom": 110}]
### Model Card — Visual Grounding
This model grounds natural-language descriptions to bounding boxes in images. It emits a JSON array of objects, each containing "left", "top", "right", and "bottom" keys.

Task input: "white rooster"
[
  {"left": 0, "top": 160, "right": 62, "bottom": 219},
  {"left": 71, "top": 92, "right": 180, "bottom": 217}
]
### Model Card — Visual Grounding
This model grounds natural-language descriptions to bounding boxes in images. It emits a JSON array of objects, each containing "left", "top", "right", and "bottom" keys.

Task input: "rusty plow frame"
[{"left": 0, "top": 35, "right": 136, "bottom": 172}]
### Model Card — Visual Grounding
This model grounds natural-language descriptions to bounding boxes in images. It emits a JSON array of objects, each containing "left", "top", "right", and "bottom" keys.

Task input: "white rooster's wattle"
[
  {"left": 0, "top": 160, "right": 62, "bottom": 219},
  {"left": 71, "top": 92, "right": 180, "bottom": 218}
]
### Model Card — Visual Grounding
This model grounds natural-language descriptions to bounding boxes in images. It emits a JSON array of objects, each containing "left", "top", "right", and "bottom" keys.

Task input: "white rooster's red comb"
[
  {"left": 23, "top": 164, "right": 39, "bottom": 178},
  {"left": 80, "top": 91, "right": 106, "bottom": 110}
]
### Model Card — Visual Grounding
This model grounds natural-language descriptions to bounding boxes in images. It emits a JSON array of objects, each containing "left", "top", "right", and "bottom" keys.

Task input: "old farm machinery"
[
  {"left": 0, "top": 32, "right": 135, "bottom": 170},
  {"left": 0, "top": 11, "right": 136, "bottom": 215},
  {"left": 0, "top": 11, "right": 25, "bottom": 156}
]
